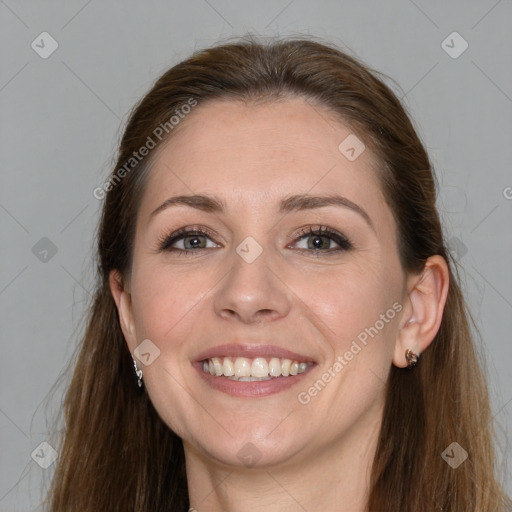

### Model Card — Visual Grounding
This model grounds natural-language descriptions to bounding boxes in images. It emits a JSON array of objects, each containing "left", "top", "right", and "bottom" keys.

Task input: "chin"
[{"left": 192, "top": 431, "right": 308, "bottom": 470}]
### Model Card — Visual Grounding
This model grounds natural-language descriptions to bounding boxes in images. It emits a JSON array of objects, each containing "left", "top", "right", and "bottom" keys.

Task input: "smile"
[
  {"left": 202, "top": 356, "right": 310, "bottom": 380},
  {"left": 194, "top": 344, "right": 315, "bottom": 397}
]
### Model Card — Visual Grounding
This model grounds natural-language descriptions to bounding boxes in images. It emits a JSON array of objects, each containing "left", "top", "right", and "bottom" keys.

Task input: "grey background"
[{"left": 1, "top": 0, "right": 511, "bottom": 509}]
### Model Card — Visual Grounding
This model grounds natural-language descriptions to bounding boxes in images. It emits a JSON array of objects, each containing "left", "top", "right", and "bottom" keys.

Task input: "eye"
[
  {"left": 157, "top": 225, "right": 353, "bottom": 256},
  {"left": 291, "top": 226, "right": 353, "bottom": 254},
  {"left": 158, "top": 227, "right": 220, "bottom": 253}
]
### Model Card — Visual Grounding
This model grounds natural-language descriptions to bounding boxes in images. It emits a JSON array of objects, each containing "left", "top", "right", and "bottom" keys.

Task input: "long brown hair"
[{"left": 45, "top": 35, "right": 511, "bottom": 511}]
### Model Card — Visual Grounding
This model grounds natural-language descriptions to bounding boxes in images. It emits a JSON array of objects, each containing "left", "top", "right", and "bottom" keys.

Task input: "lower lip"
[{"left": 193, "top": 363, "right": 314, "bottom": 397}]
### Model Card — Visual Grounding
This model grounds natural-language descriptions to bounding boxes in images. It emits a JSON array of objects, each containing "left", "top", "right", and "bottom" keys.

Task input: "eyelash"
[{"left": 157, "top": 225, "right": 353, "bottom": 256}]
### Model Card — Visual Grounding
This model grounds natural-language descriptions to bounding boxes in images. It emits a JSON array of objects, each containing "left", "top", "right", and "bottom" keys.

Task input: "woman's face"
[{"left": 119, "top": 97, "right": 410, "bottom": 469}]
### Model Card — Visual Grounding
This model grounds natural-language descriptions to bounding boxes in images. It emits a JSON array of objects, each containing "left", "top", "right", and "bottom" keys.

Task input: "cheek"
[
  {"left": 128, "top": 264, "right": 213, "bottom": 437},
  {"left": 130, "top": 262, "right": 208, "bottom": 340},
  {"left": 294, "top": 264, "right": 400, "bottom": 416},
  {"left": 130, "top": 252, "right": 402, "bottom": 361},
  {"left": 295, "top": 260, "right": 397, "bottom": 348}
]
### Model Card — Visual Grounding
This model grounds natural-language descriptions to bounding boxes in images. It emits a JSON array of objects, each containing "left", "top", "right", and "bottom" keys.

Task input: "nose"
[{"left": 213, "top": 244, "right": 292, "bottom": 324}]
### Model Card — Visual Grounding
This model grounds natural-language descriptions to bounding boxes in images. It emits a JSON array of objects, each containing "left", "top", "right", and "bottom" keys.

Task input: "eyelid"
[
  {"left": 288, "top": 225, "right": 353, "bottom": 251},
  {"left": 157, "top": 225, "right": 221, "bottom": 252},
  {"left": 158, "top": 223, "right": 353, "bottom": 256}
]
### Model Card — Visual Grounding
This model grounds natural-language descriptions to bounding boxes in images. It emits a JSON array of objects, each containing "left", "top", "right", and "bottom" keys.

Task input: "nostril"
[{"left": 220, "top": 308, "right": 275, "bottom": 322}]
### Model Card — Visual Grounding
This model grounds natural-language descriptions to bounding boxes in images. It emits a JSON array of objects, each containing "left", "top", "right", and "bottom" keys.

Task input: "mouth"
[
  {"left": 193, "top": 344, "right": 315, "bottom": 397},
  {"left": 202, "top": 356, "right": 310, "bottom": 380}
]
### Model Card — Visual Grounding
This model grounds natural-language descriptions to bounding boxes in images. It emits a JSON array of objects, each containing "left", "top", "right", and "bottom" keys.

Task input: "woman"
[{"left": 45, "top": 36, "right": 511, "bottom": 511}]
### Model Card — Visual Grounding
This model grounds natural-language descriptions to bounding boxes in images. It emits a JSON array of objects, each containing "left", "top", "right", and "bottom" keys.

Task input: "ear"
[
  {"left": 393, "top": 255, "right": 450, "bottom": 368},
  {"left": 109, "top": 269, "right": 137, "bottom": 352}
]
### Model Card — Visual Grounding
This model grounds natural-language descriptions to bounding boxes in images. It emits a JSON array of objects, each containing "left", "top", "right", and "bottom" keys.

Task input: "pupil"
[
  {"left": 310, "top": 236, "right": 326, "bottom": 249},
  {"left": 188, "top": 236, "right": 202, "bottom": 248}
]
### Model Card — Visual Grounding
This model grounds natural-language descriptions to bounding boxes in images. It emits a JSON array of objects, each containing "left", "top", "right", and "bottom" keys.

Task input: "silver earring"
[
  {"left": 405, "top": 349, "right": 420, "bottom": 369},
  {"left": 133, "top": 358, "right": 143, "bottom": 388}
]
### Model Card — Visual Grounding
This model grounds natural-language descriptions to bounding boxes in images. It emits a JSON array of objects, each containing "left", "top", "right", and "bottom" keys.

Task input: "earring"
[
  {"left": 133, "top": 357, "right": 143, "bottom": 389},
  {"left": 405, "top": 349, "right": 420, "bottom": 369}
]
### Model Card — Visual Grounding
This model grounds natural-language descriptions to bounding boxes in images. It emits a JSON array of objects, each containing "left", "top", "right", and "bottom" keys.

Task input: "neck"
[{"left": 184, "top": 402, "right": 383, "bottom": 512}]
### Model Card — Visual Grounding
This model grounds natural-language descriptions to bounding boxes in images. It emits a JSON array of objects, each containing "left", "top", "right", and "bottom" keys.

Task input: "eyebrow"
[{"left": 150, "top": 193, "right": 374, "bottom": 230}]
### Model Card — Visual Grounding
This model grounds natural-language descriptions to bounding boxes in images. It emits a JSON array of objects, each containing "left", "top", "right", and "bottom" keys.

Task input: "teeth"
[
  {"left": 229, "top": 376, "right": 272, "bottom": 381},
  {"left": 223, "top": 357, "right": 235, "bottom": 377},
  {"left": 202, "top": 356, "right": 309, "bottom": 379},
  {"left": 212, "top": 357, "right": 223, "bottom": 376},
  {"left": 234, "top": 357, "right": 251, "bottom": 377},
  {"left": 252, "top": 358, "right": 269, "bottom": 378},
  {"left": 269, "top": 357, "right": 281, "bottom": 377}
]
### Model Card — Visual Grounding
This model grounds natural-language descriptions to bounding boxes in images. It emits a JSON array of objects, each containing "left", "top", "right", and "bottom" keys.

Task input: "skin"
[{"left": 110, "top": 97, "right": 449, "bottom": 511}]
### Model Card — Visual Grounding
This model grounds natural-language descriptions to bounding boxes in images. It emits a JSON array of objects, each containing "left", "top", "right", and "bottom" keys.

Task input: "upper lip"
[{"left": 194, "top": 344, "right": 314, "bottom": 363}]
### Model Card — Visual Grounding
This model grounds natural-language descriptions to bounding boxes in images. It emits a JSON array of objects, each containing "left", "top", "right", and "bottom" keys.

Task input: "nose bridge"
[{"left": 213, "top": 237, "right": 291, "bottom": 323}]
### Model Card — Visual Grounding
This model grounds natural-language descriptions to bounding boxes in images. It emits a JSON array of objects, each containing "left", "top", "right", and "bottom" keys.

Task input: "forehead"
[{"left": 140, "top": 97, "right": 389, "bottom": 222}]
